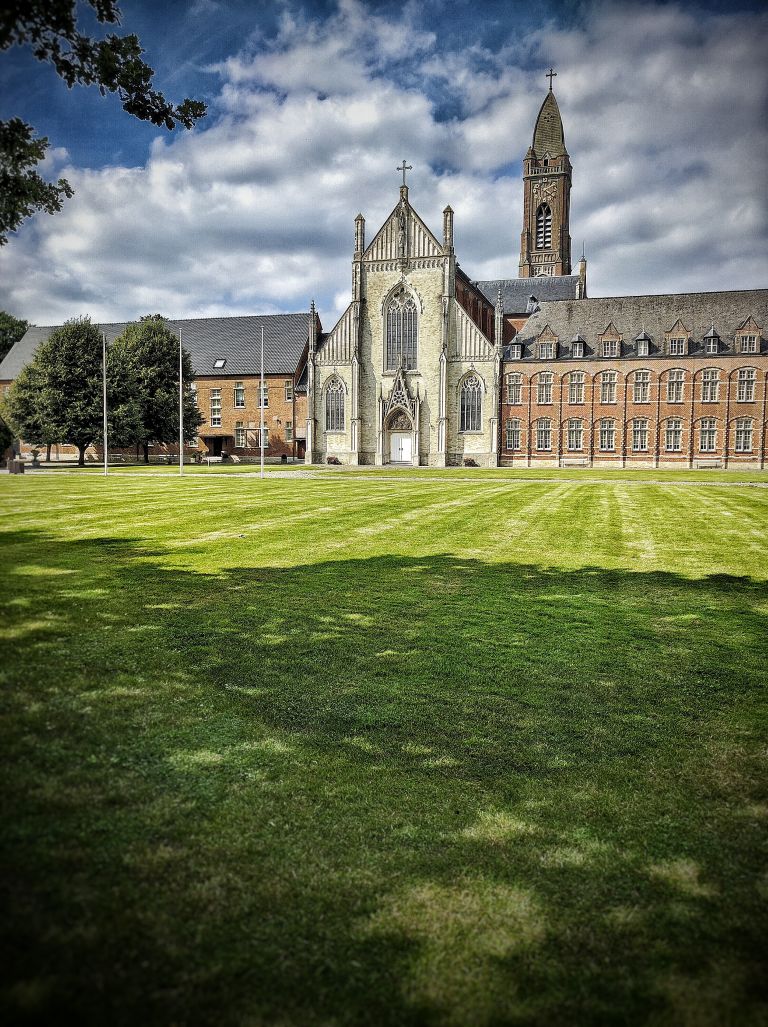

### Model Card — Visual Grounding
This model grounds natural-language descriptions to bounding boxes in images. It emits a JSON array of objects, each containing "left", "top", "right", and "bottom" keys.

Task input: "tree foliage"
[
  {"left": 111, "top": 314, "right": 202, "bottom": 461},
  {"left": 0, "top": 309, "right": 29, "bottom": 363},
  {"left": 2, "top": 360, "right": 61, "bottom": 453},
  {"left": 0, "top": 412, "right": 13, "bottom": 458},
  {"left": 0, "top": 1, "right": 206, "bottom": 244}
]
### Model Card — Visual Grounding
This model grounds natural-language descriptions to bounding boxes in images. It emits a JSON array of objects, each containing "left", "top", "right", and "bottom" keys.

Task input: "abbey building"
[{"left": 2, "top": 80, "right": 766, "bottom": 469}]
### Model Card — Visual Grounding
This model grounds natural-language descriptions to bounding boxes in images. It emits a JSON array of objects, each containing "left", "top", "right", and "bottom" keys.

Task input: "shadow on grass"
[{"left": 1, "top": 531, "right": 767, "bottom": 1026}]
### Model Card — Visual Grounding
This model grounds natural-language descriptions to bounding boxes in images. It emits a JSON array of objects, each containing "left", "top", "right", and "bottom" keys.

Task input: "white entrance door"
[{"left": 390, "top": 432, "right": 412, "bottom": 463}]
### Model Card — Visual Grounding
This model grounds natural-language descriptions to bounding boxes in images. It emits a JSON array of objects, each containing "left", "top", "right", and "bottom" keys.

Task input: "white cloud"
[{"left": 0, "top": 0, "right": 766, "bottom": 328}]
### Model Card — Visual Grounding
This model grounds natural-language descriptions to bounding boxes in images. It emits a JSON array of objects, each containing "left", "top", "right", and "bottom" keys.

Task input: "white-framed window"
[
  {"left": 325, "top": 378, "right": 345, "bottom": 431},
  {"left": 705, "top": 335, "right": 719, "bottom": 355},
  {"left": 701, "top": 368, "right": 720, "bottom": 402},
  {"left": 260, "top": 425, "right": 269, "bottom": 449},
  {"left": 572, "top": 340, "right": 584, "bottom": 358},
  {"left": 509, "top": 343, "right": 523, "bottom": 360},
  {"left": 637, "top": 338, "right": 649, "bottom": 357},
  {"left": 285, "top": 421, "right": 293, "bottom": 442},
  {"left": 740, "top": 335, "right": 758, "bottom": 354},
  {"left": 669, "top": 337, "right": 687, "bottom": 356},
  {"left": 505, "top": 418, "right": 521, "bottom": 451},
  {"left": 460, "top": 375, "right": 482, "bottom": 432},
  {"left": 600, "top": 370, "right": 617, "bottom": 404},
  {"left": 699, "top": 418, "right": 717, "bottom": 452},
  {"left": 632, "top": 418, "right": 649, "bottom": 452},
  {"left": 506, "top": 373, "right": 522, "bottom": 405},
  {"left": 602, "top": 339, "right": 619, "bottom": 358},
  {"left": 258, "top": 383, "right": 269, "bottom": 407},
  {"left": 567, "top": 418, "right": 583, "bottom": 451},
  {"left": 536, "top": 204, "right": 552, "bottom": 249},
  {"left": 285, "top": 379, "right": 293, "bottom": 401},
  {"left": 633, "top": 370, "right": 651, "bottom": 404},
  {"left": 667, "top": 369, "right": 685, "bottom": 403},
  {"left": 235, "top": 421, "right": 246, "bottom": 448},
  {"left": 234, "top": 381, "right": 245, "bottom": 407},
  {"left": 210, "top": 388, "right": 221, "bottom": 427},
  {"left": 538, "top": 341, "right": 555, "bottom": 360},
  {"left": 737, "top": 368, "right": 756, "bottom": 402},
  {"left": 665, "top": 418, "right": 683, "bottom": 452},
  {"left": 734, "top": 417, "right": 753, "bottom": 452},
  {"left": 599, "top": 417, "right": 616, "bottom": 451},
  {"left": 385, "top": 287, "right": 418, "bottom": 370},
  {"left": 537, "top": 372, "right": 553, "bottom": 404},
  {"left": 568, "top": 371, "right": 585, "bottom": 405},
  {"left": 536, "top": 417, "right": 552, "bottom": 451}
]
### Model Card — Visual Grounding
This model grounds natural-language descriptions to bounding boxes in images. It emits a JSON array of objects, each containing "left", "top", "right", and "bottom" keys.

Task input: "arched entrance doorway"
[{"left": 386, "top": 408, "right": 414, "bottom": 464}]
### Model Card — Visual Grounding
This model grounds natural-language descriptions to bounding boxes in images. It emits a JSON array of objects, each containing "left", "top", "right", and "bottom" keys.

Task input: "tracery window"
[
  {"left": 537, "top": 372, "right": 553, "bottom": 404},
  {"left": 701, "top": 369, "right": 720, "bottom": 402},
  {"left": 633, "top": 370, "right": 650, "bottom": 403},
  {"left": 536, "top": 204, "right": 552, "bottom": 249},
  {"left": 567, "top": 418, "right": 583, "bottom": 451},
  {"left": 599, "top": 418, "right": 616, "bottom": 451},
  {"left": 460, "top": 375, "right": 482, "bottom": 432},
  {"left": 699, "top": 419, "right": 717, "bottom": 452},
  {"left": 568, "top": 371, "right": 585, "bottom": 404},
  {"left": 734, "top": 417, "right": 753, "bottom": 452},
  {"left": 536, "top": 418, "right": 552, "bottom": 451},
  {"left": 505, "top": 419, "right": 521, "bottom": 451},
  {"left": 632, "top": 418, "right": 649, "bottom": 452},
  {"left": 385, "top": 287, "right": 418, "bottom": 370},
  {"left": 737, "top": 368, "right": 756, "bottom": 402},
  {"left": 506, "top": 373, "right": 522, "bottom": 405},
  {"left": 600, "top": 370, "right": 617, "bottom": 404},
  {"left": 325, "top": 378, "right": 345, "bottom": 432}
]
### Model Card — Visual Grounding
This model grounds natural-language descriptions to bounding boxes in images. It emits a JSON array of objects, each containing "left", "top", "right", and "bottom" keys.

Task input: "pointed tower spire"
[{"left": 519, "top": 75, "right": 572, "bottom": 278}]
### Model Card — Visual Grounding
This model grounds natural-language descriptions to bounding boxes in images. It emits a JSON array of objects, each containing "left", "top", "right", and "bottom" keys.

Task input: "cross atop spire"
[
  {"left": 396, "top": 159, "right": 413, "bottom": 187},
  {"left": 546, "top": 67, "right": 557, "bottom": 91}
]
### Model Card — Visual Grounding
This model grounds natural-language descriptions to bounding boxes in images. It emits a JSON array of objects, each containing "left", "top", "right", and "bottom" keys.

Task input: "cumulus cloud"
[{"left": 0, "top": 0, "right": 766, "bottom": 328}]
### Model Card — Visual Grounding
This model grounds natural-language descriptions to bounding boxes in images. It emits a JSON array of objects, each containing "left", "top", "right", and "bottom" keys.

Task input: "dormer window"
[
  {"left": 669, "top": 337, "right": 687, "bottom": 356},
  {"left": 571, "top": 335, "right": 585, "bottom": 358},
  {"left": 635, "top": 331, "right": 651, "bottom": 357},
  {"left": 213, "top": 358, "right": 226, "bottom": 369},
  {"left": 704, "top": 328, "right": 720, "bottom": 354},
  {"left": 602, "top": 340, "right": 619, "bottom": 358},
  {"left": 509, "top": 343, "right": 523, "bottom": 360},
  {"left": 538, "top": 341, "right": 556, "bottom": 360},
  {"left": 740, "top": 335, "right": 758, "bottom": 354}
]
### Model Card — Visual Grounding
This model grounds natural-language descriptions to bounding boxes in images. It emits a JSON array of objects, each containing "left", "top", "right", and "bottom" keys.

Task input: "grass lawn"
[{"left": 1, "top": 473, "right": 766, "bottom": 1026}]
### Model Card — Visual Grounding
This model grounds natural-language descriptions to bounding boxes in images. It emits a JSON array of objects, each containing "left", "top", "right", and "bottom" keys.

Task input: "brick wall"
[
  {"left": 195, "top": 374, "right": 306, "bottom": 458},
  {"left": 500, "top": 357, "right": 768, "bottom": 467}
]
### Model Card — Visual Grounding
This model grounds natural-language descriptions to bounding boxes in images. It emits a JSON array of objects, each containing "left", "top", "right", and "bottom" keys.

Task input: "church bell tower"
[{"left": 519, "top": 71, "right": 572, "bottom": 278}]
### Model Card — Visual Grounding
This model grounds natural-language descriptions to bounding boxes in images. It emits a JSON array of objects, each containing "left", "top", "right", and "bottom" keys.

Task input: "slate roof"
[
  {"left": 0, "top": 313, "right": 310, "bottom": 381},
  {"left": 533, "top": 89, "right": 567, "bottom": 156},
  {"left": 505, "top": 289, "right": 768, "bottom": 360},
  {"left": 474, "top": 276, "right": 581, "bottom": 314}
]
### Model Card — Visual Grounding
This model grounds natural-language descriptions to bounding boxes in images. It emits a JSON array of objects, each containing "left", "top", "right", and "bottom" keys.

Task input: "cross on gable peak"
[
  {"left": 546, "top": 67, "right": 557, "bottom": 90},
  {"left": 396, "top": 159, "right": 413, "bottom": 187}
]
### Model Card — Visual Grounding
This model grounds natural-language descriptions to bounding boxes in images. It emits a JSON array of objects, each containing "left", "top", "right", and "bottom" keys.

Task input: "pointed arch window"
[
  {"left": 460, "top": 375, "right": 482, "bottom": 432},
  {"left": 536, "top": 204, "right": 552, "bottom": 249},
  {"left": 325, "top": 378, "right": 345, "bottom": 432},
  {"left": 385, "top": 287, "right": 418, "bottom": 370}
]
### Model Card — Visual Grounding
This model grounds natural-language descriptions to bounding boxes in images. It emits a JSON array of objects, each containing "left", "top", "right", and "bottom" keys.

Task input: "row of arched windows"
[
  {"left": 506, "top": 367, "right": 761, "bottom": 406},
  {"left": 504, "top": 416, "right": 758, "bottom": 453}
]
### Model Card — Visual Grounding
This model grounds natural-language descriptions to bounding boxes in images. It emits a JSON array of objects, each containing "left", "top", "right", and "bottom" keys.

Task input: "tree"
[
  {"left": 111, "top": 315, "right": 202, "bottom": 462},
  {"left": 0, "top": 1, "right": 206, "bottom": 244},
  {"left": 0, "top": 309, "right": 29, "bottom": 364},
  {"left": 1, "top": 360, "right": 62, "bottom": 460},
  {"left": 0, "top": 412, "right": 13, "bottom": 461}
]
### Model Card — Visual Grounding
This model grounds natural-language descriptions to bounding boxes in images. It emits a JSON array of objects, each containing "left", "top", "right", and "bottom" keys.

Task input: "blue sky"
[{"left": 1, "top": 0, "right": 766, "bottom": 327}]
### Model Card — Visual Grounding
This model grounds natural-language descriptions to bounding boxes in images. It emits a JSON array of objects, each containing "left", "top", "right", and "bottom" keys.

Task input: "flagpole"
[
  {"left": 178, "top": 326, "right": 184, "bottom": 476},
  {"left": 102, "top": 332, "right": 108, "bottom": 477},
  {"left": 260, "top": 327, "right": 265, "bottom": 480}
]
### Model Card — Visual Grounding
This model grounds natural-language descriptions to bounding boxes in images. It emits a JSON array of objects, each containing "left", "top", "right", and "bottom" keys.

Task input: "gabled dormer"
[{"left": 665, "top": 319, "right": 691, "bottom": 357}]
